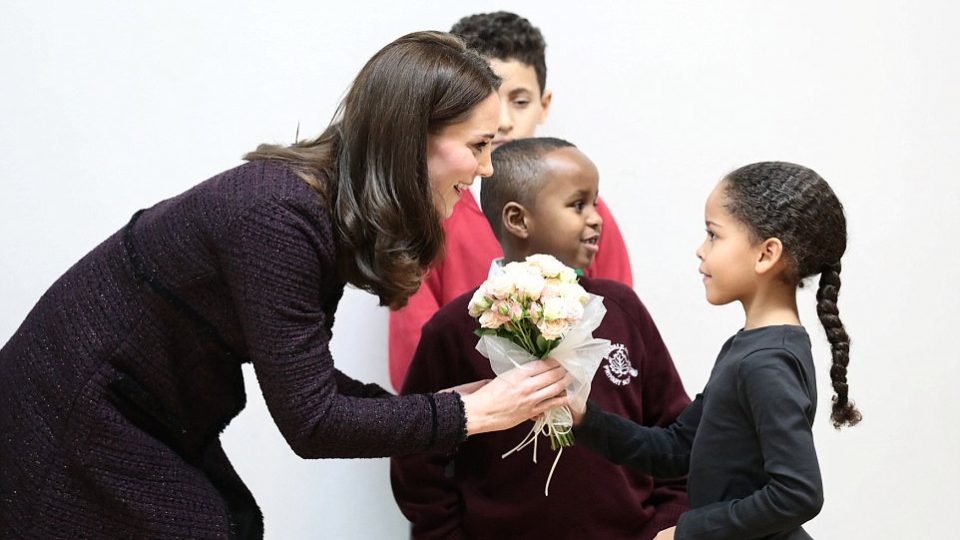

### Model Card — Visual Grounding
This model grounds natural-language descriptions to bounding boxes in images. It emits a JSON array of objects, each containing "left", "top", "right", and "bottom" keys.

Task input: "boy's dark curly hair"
[
  {"left": 450, "top": 11, "right": 547, "bottom": 94},
  {"left": 723, "top": 162, "right": 862, "bottom": 429}
]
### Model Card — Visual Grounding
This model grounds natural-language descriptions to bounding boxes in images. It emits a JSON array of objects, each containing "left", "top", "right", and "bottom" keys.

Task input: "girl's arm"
[
  {"left": 573, "top": 395, "right": 701, "bottom": 479},
  {"left": 632, "top": 294, "right": 692, "bottom": 533},
  {"left": 675, "top": 350, "right": 823, "bottom": 539}
]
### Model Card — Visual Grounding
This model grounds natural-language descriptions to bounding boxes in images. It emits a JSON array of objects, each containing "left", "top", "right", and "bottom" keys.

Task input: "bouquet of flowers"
[{"left": 468, "top": 254, "right": 615, "bottom": 495}]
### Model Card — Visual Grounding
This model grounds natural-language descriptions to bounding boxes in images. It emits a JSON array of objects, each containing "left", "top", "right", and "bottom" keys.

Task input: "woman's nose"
[{"left": 476, "top": 152, "right": 494, "bottom": 178}]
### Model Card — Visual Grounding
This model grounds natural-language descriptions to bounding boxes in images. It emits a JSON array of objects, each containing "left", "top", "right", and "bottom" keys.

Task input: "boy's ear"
[
  {"left": 502, "top": 202, "right": 530, "bottom": 239},
  {"left": 755, "top": 237, "right": 784, "bottom": 275},
  {"left": 539, "top": 89, "right": 553, "bottom": 124}
]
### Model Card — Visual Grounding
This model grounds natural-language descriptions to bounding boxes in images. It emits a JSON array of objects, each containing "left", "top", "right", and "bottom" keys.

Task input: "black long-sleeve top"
[{"left": 575, "top": 325, "right": 823, "bottom": 540}]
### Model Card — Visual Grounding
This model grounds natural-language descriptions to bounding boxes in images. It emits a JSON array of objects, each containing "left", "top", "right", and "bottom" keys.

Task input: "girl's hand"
[
  {"left": 654, "top": 526, "right": 676, "bottom": 540},
  {"left": 459, "top": 358, "right": 571, "bottom": 436},
  {"left": 570, "top": 398, "right": 587, "bottom": 427}
]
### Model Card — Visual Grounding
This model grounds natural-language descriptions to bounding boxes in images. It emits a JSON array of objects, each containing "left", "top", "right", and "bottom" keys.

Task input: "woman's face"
[{"left": 426, "top": 92, "right": 500, "bottom": 218}]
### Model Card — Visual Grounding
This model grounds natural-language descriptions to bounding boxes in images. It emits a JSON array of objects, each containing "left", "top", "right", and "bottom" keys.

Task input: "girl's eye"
[
  {"left": 573, "top": 201, "right": 585, "bottom": 212},
  {"left": 706, "top": 229, "right": 717, "bottom": 241},
  {"left": 512, "top": 99, "right": 530, "bottom": 108},
  {"left": 473, "top": 141, "right": 489, "bottom": 152}
]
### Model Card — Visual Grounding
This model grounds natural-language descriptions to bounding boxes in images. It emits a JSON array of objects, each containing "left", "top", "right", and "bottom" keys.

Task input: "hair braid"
[{"left": 816, "top": 263, "right": 861, "bottom": 428}]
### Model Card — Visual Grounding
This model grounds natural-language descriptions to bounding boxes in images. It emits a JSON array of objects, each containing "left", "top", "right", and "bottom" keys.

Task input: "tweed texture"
[{"left": 0, "top": 160, "right": 466, "bottom": 539}]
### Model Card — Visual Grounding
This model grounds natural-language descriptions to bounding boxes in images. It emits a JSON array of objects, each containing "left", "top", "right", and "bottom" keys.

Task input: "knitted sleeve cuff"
[{"left": 430, "top": 391, "right": 468, "bottom": 452}]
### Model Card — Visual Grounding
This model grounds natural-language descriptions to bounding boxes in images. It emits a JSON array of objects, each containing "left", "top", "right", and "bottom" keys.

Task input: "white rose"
[
  {"left": 537, "top": 318, "right": 570, "bottom": 340},
  {"left": 468, "top": 288, "right": 492, "bottom": 318},
  {"left": 528, "top": 301, "right": 543, "bottom": 323},
  {"left": 502, "top": 261, "right": 534, "bottom": 276},
  {"left": 558, "top": 266, "right": 578, "bottom": 284},
  {"left": 525, "top": 254, "right": 566, "bottom": 278},
  {"left": 541, "top": 278, "right": 563, "bottom": 300},
  {"left": 507, "top": 300, "right": 524, "bottom": 321},
  {"left": 563, "top": 298, "right": 584, "bottom": 321},
  {"left": 479, "top": 309, "right": 508, "bottom": 330},
  {"left": 485, "top": 275, "right": 515, "bottom": 300},
  {"left": 514, "top": 272, "right": 545, "bottom": 301},
  {"left": 541, "top": 296, "right": 567, "bottom": 321},
  {"left": 561, "top": 282, "right": 589, "bottom": 306}
]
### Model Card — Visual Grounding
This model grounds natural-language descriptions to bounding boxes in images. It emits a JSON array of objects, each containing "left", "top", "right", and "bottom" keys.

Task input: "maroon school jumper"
[
  {"left": 0, "top": 160, "right": 466, "bottom": 539},
  {"left": 391, "top": 277, "right": 691, "bottom": 540}
]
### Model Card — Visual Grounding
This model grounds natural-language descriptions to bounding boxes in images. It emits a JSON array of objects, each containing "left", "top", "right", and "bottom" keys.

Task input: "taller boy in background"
[
  {"left": 391, "top": 138, "right": 689, "bottom": 539},
  {"left": 388, "top": 11, "right": 634, "bottom": 389}
]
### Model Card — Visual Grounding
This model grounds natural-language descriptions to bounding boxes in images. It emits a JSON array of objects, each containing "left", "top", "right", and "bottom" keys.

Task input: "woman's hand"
[
  {"left": 459, "top": 358, "right": 570, "bottom": 436},
  {"left": 441, "top": 379, "right": 491, "bottom": 395},
  {"left": 654, "top": 526, "right": 676, "bottom": 539}
]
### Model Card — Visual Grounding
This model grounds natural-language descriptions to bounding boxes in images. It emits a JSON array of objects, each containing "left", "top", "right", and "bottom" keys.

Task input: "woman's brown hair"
[{"left": 245, "top": 31, "right": 500, "bottom": 308}]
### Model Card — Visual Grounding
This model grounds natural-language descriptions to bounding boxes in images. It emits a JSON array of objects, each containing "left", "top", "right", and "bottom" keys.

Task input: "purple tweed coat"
[{"left": 0, "top": 160, "right": 466, "bottom": 539}]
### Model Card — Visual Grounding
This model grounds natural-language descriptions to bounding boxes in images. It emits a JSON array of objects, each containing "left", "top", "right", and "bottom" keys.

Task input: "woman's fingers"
[
  {"left": 526, "top": 365, "right": 569, "bottom": 392},
  {"left": 532, "top": 395, "right": 569, "bottom": 416},
  {"left": 443, "top": 378, "right": 490, "bottom": 395},
  {"left": 504, "top": 358, "right": 566, "bottom": 394},
  {"left": 460, "top": 359, "right": 572, "bottom": 435},
  {"left": 528, "top": 374, "right": 572, "bottom": 412}
]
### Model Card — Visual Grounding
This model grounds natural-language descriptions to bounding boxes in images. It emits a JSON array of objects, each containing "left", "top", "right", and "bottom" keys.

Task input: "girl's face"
[
  {"left": 696, "top": 182, "right": 763, "bottom": 305},
  {"left": 426, "top": 92, "right": 500, "bottom": 218}
]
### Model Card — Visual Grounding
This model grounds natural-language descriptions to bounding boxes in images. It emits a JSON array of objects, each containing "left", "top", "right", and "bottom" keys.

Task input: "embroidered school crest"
[{"left": 602, "top": 343, "right": 637, "bottom": 386}]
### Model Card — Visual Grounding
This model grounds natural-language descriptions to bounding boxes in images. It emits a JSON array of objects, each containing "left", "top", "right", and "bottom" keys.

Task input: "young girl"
[{"left": 572, "top": 161, "right": 861, "bottom": 540}]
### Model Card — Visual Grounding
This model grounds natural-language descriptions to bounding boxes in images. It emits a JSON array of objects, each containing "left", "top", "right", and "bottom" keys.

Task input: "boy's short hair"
[
  {"left": 450, "top": 11, "right": 547, "bottom": 94},
  {"left": 481, "top": 137, "right": 576, "bottom": 239}
]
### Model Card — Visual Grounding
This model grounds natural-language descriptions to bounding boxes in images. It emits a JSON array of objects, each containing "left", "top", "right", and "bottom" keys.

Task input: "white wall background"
[{"left": 2, "top": 1, "right": 958, "bottom": 538}]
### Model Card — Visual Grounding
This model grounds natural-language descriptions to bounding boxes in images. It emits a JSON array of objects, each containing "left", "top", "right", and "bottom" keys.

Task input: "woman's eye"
[
  {"left": 473, "top": 141, "right": 489, "bottom": 152},
  {"left": 706, "top": 229, "right": 717, "bottom": 241}
]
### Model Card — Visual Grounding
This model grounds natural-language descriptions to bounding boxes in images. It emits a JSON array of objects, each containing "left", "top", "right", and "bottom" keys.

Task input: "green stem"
[{"left": 549, "top": 430, "right": 575, "bottom": 451}]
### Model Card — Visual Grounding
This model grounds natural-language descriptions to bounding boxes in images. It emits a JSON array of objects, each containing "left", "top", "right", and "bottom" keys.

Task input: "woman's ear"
[
  {"left": 502, "top": 202, "right": 530, "bottom": 239},
  {"left": 755, "top": 237, "right": 784, "bottom": 275}
]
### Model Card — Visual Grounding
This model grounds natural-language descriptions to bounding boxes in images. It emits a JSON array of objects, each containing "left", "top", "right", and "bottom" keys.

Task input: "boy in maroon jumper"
[{"left": 391, "top": 138, "right": 690, "bottom": 540}]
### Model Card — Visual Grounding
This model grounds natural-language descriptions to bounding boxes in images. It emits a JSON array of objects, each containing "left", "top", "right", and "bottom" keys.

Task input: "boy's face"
[
  {"left": 524, "top": 148, "right": 602, "bottom": 269},
  {"left": 489, "top": 58, "right": 552, "bottom": 149}
]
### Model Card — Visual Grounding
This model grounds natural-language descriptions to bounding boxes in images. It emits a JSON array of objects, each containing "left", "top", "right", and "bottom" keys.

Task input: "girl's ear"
[
  {"left": 502, "top": 202, "right": 530, "bottom": 239},
  {"left": 755, "top": 237, "right": 784, "bottom": 275}
]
